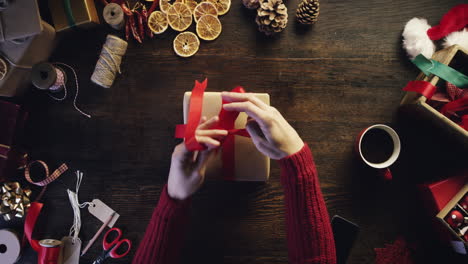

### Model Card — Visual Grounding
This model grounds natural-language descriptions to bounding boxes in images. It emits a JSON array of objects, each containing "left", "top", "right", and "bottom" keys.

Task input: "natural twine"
[{"left": 91, "top": 35, "right": 128, "bottom": 88}]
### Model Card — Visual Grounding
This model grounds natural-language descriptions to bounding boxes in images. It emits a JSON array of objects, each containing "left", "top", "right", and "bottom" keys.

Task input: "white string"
[
  {"left": 51, "top": 62, "right": 91, "bottom": 118},
  {"left": 67, "top": 170, "right": 93, "bottom": 244}
]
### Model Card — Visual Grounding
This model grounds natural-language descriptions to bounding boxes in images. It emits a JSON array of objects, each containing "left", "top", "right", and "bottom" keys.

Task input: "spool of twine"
[
  {"left": 103, "top": 3, "right": 124, "bottom": 30},
  {"left": 31, "top": 62, "right": 91, "bottom": 118},
  {"left": 91, "top": 35, "right": 128, "bottom": 88},
  {"left": 31, "top": 62, "right": 65, "bottom": 93}
]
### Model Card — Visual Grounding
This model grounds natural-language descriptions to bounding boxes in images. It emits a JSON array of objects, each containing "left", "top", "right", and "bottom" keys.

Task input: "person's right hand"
[{"left": 222, "top": 92, "right": 304, "bottom": 160}]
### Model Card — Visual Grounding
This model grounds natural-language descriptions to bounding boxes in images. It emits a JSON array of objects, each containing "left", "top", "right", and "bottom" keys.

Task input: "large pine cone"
[
  {"left": 296, "top": 0, "right": 319, "bottom": 25},
  {"left": 255, "top": 0, "right": 288, "bottom": 35}
]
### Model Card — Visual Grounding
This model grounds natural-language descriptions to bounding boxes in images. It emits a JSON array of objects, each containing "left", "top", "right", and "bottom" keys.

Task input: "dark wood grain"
[{"left": 1, "top": 0, "right": 467, "bottom": 263}]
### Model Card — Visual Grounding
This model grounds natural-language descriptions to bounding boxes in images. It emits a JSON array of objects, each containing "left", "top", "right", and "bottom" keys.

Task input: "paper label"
[
  {"left": 88, "top": 199, "right": 119, "bottom": 227},
  {"left": 59, "top": 236, "right": 81, "bottom": 264}
]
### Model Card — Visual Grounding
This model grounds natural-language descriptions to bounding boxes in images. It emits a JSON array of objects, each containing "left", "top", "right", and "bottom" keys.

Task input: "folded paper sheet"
[{"left": 182, "top": 91, "right": 271, "bottom": 181}]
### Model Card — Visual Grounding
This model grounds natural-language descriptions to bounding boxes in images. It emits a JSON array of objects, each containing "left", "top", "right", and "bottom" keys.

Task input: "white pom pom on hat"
[
  {"left": 402, "top": 18, "right": 436, "bottom": 59},
  {"left": 443, "top": 28, "right": 468, "bottom": 50}
]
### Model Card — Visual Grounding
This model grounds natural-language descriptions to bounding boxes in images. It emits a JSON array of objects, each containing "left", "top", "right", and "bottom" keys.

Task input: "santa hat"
[
  {"left": 427, "top": 4, "right": 468, "bottom": 40},
  {"left": 402, "top": 4, "right": 468, "bottom": 59}
]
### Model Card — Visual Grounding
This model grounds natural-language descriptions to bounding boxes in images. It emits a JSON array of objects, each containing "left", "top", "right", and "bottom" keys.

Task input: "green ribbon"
[
  {"left": 412, "top": 54, "right": 468, "bottom": 88},
  {"left": 62, "top": 0, "right": 76, "bottom": 28}
]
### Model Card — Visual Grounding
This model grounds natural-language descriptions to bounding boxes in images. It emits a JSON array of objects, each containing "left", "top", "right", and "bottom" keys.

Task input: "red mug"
[{"left": 356, "top": 124, "right": 401, "bottom": 181}]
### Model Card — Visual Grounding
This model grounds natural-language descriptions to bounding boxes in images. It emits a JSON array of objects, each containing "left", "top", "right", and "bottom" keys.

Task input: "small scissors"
[{"left": 91, "top": 227, "right": 132, "bottom": 264}]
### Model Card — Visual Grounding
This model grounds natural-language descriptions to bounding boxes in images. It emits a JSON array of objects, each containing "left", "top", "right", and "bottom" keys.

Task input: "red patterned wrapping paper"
[{"left": 0, "top": 100, "right": 23, "bottom": 182}]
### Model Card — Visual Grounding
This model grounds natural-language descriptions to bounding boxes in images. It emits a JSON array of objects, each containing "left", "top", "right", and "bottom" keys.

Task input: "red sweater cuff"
[
  {"left": 155, "top": 185, "right": 192, "bottom": 220},
  {"left": 278, "top": 143, "right": 316, "bottom": 184}
]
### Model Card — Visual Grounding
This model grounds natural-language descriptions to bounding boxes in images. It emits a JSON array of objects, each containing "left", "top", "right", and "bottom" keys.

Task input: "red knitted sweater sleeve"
[
  {"left": 133, "top": 144, "right": 335, "bottom": 264},
  {"left": 132, "top": 185, "right": 191, "bottom": 264},
  {"left": 279, "top": 144, "right": 337, "bottom": 264}
]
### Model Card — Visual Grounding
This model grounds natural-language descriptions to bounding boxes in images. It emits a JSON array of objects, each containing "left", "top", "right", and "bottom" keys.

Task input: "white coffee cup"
[{"left": 355, "top": 124, "right": 401, "bottom": 180}]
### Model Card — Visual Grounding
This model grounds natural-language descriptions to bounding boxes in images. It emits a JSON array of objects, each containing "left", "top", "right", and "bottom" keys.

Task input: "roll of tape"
[{"left": 0, "top": 229, "right": 21, "bottom": 264}]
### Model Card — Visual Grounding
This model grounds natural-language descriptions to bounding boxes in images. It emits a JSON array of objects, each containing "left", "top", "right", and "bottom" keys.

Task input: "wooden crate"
[{"left": 400, "top": 45, "right": 468, "bottom": 147}]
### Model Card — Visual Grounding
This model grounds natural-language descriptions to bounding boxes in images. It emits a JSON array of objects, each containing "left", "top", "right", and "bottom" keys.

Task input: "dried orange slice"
[
  {"left": 184, "top": 0, "right": 198, "bottom": 13},
  {"left": 167, "top": 2, "right": 193, "bottom": 32},
  {"left": 193, "top": 2, "right": 218, "bottom": 22},
  {"left": 196, "top": 14, "right": 222, "bottom": 41},
  {"left": 148, "top": 11, "right": 168, "bottom": 34},
  {"left": 173, "top": 32, "right": 200, "bottom": 57},
  {"left": 207, "top": 0, "right": 230, "bottom": 15},
  {"left": 160, "top": 0, "right": 182, "bottom": 13}
]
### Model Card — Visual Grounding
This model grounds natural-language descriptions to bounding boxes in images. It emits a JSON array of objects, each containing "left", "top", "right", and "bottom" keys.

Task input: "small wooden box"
[
  {"left": 400, "top": 45, "right": 468, "bottom": 147},
  {"left": 436, "top": 184, "right": 468, "bottom": 251},
  {"left": 182, "top": 92, "right": 270, "bottom": 181}
]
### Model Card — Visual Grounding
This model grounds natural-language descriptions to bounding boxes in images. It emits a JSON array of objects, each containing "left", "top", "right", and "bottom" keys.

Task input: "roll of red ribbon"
[{"left": 24, "top": 202, "right": 62, "bottom": 264}]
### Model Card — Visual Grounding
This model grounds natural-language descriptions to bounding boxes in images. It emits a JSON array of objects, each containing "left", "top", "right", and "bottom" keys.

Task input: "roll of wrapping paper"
[
  {"left": 0, "top": 229, "right": 21, "bottom": 264},
  {"left": 103, "top": 3, "right": 124, "bottom": 30}
]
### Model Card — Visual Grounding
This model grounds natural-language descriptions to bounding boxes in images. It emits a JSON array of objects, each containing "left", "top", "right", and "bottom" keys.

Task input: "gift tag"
[
  {"left": 59, "top": 236, "right": 81, "bottom": 264},
  {"left": 88, "top": 199, "right": 119, "bottom": 227}
]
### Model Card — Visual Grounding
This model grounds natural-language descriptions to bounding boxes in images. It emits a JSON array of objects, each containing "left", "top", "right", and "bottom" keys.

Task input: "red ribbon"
[
  {"left": 403, "top": 81, "right": 436, "bottom": 99},
  {"left": 175, "top": 79, "right": 250, "bottom": 180},
  {"left": 25, "top": 202, "right": 61, "bottom": 264},
  {"left": 24, "top": 161, "right": 68, "bottom": 202},
  {"left": 403, "top": 80, "right": 468, "bottom": 131}
]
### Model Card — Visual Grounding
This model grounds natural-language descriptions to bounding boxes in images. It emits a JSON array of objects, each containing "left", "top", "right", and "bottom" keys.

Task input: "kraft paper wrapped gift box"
[
  {"left": 48, "top": 0, "right": 99, "bottom": 32},
  {"left": 182, "top": 92, "right": 271, "bottom": 181}
]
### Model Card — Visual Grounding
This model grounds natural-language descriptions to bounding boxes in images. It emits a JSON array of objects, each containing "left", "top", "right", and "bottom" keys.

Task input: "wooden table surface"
[{"left": 2, "top": 0, "right": 467, "bottom": 263}]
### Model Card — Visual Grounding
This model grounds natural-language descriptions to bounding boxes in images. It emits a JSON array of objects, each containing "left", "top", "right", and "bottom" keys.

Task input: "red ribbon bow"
[{"left": 175, "top": 79, "right": 250, "bottom": 180}]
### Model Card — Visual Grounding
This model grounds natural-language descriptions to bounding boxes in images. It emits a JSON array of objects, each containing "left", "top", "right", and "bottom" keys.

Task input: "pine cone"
[
  {"left": 296, "top": 0, "right": 319, "bottom": 25},
  {"left": 255, "top": 0, "right": 288, "bottom": 36},
  {"left": 243, "top": 0, "right": 260, "bottom": 9}
]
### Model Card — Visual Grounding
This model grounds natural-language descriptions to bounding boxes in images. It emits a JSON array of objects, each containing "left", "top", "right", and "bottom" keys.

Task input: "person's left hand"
[{"left": 167, "top": 116, "right": 227, "bottom": 200}]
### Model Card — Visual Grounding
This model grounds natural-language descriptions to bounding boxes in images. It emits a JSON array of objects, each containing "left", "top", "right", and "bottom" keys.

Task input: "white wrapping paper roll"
[{"left": 0, "top": 229, "right": 21, "bottom": 264}]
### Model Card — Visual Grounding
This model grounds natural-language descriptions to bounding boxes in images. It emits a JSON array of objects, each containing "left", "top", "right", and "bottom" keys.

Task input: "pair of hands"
[{"left": 167, "top": 92, "right": 304, "bottom": 200}]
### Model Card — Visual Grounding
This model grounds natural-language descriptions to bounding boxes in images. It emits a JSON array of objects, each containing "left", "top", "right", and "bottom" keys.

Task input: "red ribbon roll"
[
  {"left": 175, "top": 79, "right": 250, "bottom": 180},
  {"left": 25, "top": 202, "right": 61, "bottom": 264}
]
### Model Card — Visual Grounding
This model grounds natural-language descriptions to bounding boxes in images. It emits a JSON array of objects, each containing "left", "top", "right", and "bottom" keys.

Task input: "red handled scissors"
[{"left": 91, "top": 228, "right": 132, "bottom": 264}]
